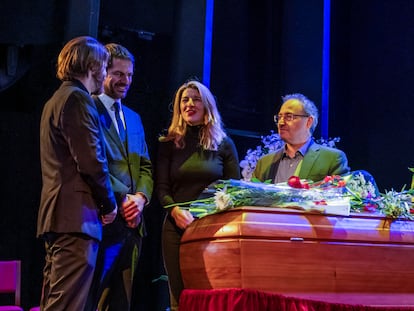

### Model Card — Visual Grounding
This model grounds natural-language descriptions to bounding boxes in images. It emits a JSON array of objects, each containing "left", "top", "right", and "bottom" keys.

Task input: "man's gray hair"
[{"left": 281, "top": 93, "right": 319, "bottom": 133}]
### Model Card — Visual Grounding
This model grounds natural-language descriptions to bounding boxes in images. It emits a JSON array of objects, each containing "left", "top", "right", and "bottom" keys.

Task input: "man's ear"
[{"left": 306, "top": 116, "right": 314, "bottom": 129}]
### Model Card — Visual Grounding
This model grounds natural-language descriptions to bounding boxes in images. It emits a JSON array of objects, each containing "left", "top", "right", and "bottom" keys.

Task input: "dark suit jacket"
[
  {"left": 252, "top": 141, "right": 350, "bottom": 183},
  {"left": 37, "top": 80, "right": 117, "bottom": 241},
  {"left": 94, "top": 97, "right": 153, "bottom": 237}
]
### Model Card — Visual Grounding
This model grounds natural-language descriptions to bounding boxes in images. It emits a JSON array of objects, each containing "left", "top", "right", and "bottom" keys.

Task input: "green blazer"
[{"left": 252, "top": 141, "right": 350, "bottom": 183}]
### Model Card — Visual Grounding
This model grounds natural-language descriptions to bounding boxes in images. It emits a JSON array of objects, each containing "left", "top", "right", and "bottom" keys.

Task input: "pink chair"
[{"left": 0, "top": 260, "right": 23, "bottom": 311}]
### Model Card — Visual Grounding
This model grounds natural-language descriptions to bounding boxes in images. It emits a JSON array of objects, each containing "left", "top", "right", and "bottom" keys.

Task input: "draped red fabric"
[{"left": 179, "top": 289, "right": 414, "bottom": 311}]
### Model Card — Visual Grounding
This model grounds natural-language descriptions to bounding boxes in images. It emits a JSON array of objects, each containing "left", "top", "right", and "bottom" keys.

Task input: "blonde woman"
[{"left": 156, "top": 80, "right": 240, "bottom": 310}]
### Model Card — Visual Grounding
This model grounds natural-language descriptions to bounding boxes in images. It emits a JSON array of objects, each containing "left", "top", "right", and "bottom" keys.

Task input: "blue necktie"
[{"left": 114, "top": 101, "right": 126, "bottom": 142}]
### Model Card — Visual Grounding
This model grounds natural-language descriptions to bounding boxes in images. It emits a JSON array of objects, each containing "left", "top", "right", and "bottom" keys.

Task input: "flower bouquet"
[
  {"left": 167, "top": 170, "right": 414, "bottom": 220},
  {"left": 233, "top": 131, "right": 414, "bottom": 220},
  {"left": 170, "top": 177, "right": 350, "bottom": 218}
]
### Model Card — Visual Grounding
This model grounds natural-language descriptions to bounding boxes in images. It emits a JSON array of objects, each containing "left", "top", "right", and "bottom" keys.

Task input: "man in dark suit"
[
  {"left": 37, "top": 36, "right": 118, "bottom": 311},
  {"left": 253, "top": 93, "right": 350, "bottom": 183},
  {"left": 85, "top": 43, "right": 153, "bottom": 311}
]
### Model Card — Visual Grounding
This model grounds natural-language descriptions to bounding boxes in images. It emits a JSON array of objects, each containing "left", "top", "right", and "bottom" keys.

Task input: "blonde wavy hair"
[{"left": 160, "top": 80, "right": 227, "bottom": 151}]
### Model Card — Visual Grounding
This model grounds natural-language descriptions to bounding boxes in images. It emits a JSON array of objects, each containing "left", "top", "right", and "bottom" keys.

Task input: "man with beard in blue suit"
[{"left": 85, "top": 43, "right": 153, "bottom": 311}]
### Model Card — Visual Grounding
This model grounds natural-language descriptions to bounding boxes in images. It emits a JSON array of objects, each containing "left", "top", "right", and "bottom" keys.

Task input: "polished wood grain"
[{"left": 180, "top": 206, "right": 414, "bottom": 306}]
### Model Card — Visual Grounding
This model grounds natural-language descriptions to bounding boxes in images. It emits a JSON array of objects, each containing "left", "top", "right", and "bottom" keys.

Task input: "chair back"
[{"left": 0, "top": 261, "right": 21, "bottom": 306}]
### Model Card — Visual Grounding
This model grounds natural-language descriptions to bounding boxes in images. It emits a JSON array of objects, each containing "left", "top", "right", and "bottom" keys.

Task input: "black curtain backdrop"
[
  {"left": 1, "top": 0, "right": 414, "bottom": 309},
  {"left": 331, "top": 0, "right": 414, "bottom": 191}
]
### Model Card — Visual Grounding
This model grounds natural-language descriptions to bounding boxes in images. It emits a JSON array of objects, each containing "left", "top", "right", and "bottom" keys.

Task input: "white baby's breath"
[{"left": 346, "top": 171, "right": 378, "bottom": 199}]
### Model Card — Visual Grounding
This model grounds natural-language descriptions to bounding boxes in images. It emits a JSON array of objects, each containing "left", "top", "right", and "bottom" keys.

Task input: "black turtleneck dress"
[{"left": 156, "top": 125, "right": 240, "bottom": 310}]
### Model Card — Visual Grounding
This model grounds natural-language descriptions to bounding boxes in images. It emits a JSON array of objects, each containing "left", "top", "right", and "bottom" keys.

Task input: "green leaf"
[{"left": 250, "top": 177, "right": 262, "bottom": 183}]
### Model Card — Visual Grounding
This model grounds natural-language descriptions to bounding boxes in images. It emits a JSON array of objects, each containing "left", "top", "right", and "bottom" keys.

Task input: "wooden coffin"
[{"left": 180, "top": 206, "right": 414, "bottom": 306}]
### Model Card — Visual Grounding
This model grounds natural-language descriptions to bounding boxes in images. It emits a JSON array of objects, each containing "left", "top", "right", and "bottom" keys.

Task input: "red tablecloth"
[{"left": 179, "top": 288, "right": 414, "bottom": 311}]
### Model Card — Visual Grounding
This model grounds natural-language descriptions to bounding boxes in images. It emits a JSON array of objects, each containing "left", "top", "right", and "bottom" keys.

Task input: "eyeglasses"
[{"left": 273, "top": 113, "right": 309, "bottom": 124}]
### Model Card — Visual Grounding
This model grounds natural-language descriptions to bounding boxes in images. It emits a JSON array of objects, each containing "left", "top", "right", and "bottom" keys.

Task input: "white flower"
[
  {"left": 347, "top": 172, "right": 377, "bottom": 199},
  {"left": 214, "top": 189, "right": 234, "bottom": 210},
  {"left": 240, "top": 165, "right": 254, "bottom": 181}
]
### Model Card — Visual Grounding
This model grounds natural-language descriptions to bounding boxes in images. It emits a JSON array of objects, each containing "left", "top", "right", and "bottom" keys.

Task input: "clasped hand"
[
  {"left": 120, "top": 193, "right": 146, "bottom": 228},
  {"left": 101, "top": 205, "right": 118, "bottom": 225}
]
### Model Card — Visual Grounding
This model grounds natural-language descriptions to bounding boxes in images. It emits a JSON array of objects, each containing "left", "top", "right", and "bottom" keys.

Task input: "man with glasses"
[{"left": 253, "top": 93, "right": 350, "bottom": 183}]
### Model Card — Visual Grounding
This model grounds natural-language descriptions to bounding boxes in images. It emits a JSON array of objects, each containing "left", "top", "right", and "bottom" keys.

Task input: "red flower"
[
  {"left": 323, "top": 176, "right": 333, "bottom": 183},
  {"left": 363, "top": 203, "right": 377, "bottom": 212},
  {"left": 288, "top": 176, "right": 303, "bottom": 189},
  {"left": 302, "top": 181, "right": 310, "bottom": 189},
  {"left": 337, "top": 180, "right": 346, "bottom": 187}
]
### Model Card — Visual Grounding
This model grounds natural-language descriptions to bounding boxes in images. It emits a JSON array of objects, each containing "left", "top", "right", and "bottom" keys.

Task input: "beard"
[{"left": 105, "top": 82, "right": 128, "bottom": 99}]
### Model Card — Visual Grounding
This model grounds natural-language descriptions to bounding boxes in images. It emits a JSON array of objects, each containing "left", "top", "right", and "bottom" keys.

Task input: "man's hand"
[
  {"left": 121, "top": 193, "right": 146, "bottom": 228},
  {"left": 101, "top": 205, "right": 118, "bottom": 225}
]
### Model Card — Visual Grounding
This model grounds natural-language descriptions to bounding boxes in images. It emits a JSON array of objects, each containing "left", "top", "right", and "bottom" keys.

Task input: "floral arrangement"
[
  {"left": 167, "top": 131, "right": 414, "bottom": 220},
  {"left": 290, "top": 171, "right": 413, "bottom": 219},
  {"left": 239, "top": 131, "right": 284, "bottom": 181},
  {"left": 167, "top": 170, "right": 414, "bottom": 220},
  {"left": 170, "top": 178, "right": 349, "bottom": 218},
  {"left": 239, "top": 131, "right": 340, "bottom": 181}
]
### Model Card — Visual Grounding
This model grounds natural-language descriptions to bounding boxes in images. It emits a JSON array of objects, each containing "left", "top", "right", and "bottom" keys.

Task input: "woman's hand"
[{"left": 171, "top": 206, "right": 194, "bottom": 229}]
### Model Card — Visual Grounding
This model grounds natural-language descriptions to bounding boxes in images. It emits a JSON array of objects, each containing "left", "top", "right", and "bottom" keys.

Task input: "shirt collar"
[
  {"left": 283, "top": 137, "right": 313, "bottom": 157},
  {"left": 99, "top": 93, "right": 121, "bottom": 111},
  {"left": 299, "top": 137, "right": 313, "bottom": 155}
]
